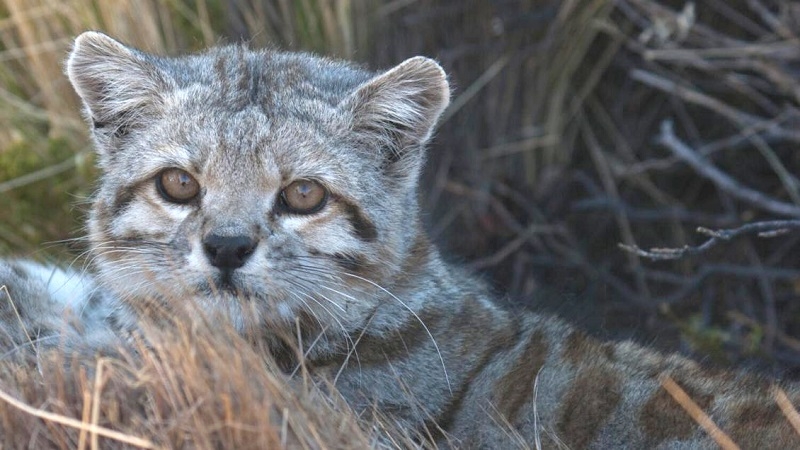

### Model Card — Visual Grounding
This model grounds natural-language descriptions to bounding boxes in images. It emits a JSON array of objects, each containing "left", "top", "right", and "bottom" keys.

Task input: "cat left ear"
[
  {"left": 66, "top": 31, "right": 170, "bottom": 136},
  {"left": 341, "top": 56, "right": 450, "bottom": 165}
]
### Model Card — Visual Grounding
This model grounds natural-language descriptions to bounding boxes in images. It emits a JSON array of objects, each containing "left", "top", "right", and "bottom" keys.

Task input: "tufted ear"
[
  {"left": 340, "top": 56, "right": 450, "bottom": 179},
  {"left": 66, "top": 31, "right": 170, "bottom": 136}
]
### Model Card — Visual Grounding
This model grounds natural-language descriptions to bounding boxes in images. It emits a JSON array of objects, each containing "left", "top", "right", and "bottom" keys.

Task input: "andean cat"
[{"left": 1, "top": 32, "right": 798, "bottom": 448}]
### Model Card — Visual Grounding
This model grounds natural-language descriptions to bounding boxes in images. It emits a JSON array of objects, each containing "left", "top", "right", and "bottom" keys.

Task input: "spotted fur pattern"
[{"left": 1, "top": 32, "right": 798, "bottom": 448}]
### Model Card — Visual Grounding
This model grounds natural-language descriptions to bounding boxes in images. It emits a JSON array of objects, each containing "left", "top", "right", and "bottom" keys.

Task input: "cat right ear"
[
  {"left": 67, "top": 32, "right": 169, "bottom": 135},
  {"left": 340, "top": 56, "right": 450, "bottom": 178}
]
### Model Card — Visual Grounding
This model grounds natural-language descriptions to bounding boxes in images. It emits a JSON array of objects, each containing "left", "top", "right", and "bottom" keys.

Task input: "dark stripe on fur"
[
  {"left": 492, "top": 329, "right": 548, "bottom": 423},
  {"left": 340, "top": 200, "right": 378, "bottom": 242},
  {"left": 562, "top": 330, "right": 616, "bottom": 366},
  {"left": 639, "top": 380, "right": 713, "bottom": 445},
  {"left": 728, "top": 394, "right": 800, "bottom": 446},
  {"left": 111, "top": 184, "right": 137, "bottom": 217},
  {"left": 353, "top": 307, "right": 444, "bottom": 363},
  {"left": 8, "top": 263, "right": 28, "bottom": 281},
  {"left": 557, "top": 365, "right": 622, "bottom": 448}
]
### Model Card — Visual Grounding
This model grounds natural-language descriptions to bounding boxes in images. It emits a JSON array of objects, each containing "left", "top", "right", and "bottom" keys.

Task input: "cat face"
[{"left": 67, "top": 32, "right": 449, "bottom": 336}]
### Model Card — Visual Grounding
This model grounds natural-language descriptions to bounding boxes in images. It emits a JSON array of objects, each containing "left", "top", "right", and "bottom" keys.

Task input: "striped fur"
[{"left": 1, "top": 32, "right": 798, "bottom": 448}]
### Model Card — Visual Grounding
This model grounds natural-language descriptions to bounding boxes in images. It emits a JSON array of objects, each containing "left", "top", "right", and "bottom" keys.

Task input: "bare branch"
[{"left": 619, "top": 220, "right": 800, "bottom": 260}]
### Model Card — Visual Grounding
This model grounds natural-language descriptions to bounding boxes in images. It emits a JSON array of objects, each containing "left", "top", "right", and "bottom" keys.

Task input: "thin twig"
[
  {"left": 619, "top": 220, "right": 800, "bottom": 260},
  {"left": 632, "top": 71, "right": 800, "bottom": 143},
  {"left": 631, "top": 71, "right": 759, "bottom": 127},
  {"left": 572, "top": 196, "right": 738, "bottom": 227},
  {"left": 746, "top": 0, "right": 798, "bottom": 40},
  {"left": 582, "top": 118, "right": 650, "bottom": 299},
  {"left": 78, "top": 388, "right": 90, "bottom": 450},
  {"left": 91, "top": 359, "right": 107, "bottom": 450}
]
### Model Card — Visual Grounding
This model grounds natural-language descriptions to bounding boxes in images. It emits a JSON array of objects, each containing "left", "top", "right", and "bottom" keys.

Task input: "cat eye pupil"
[
  {"left": 157, "top": 168, "right": 200, "bottom": 204},
  {"left": 281, "top": 179, "right": 327, "bottom": 214}
]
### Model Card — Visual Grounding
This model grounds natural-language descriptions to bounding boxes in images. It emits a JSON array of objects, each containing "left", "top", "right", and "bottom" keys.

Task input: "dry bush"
[{"left": 493, "top": 0, "right": 800, "bottom": 374}]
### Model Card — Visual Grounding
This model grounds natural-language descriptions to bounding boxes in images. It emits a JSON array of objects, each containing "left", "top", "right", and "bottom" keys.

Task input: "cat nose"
[{"left": 202, "top": 234, "right": 258, "bottom": 270}]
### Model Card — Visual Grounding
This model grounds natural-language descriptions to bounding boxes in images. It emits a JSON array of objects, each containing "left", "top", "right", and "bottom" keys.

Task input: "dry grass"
[
  {"left": 0, "top": 0, "right": 377, "bottom": 147},
  {"left": 0, "top": 312, "right": 377, "bottom": 449}
]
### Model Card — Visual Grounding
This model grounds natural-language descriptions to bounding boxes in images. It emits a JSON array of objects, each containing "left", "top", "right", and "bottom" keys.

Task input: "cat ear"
[
  {"left": 66, "top": 31, "right": 169, "bottom": 135},
  {"left": 341, "top": 56, "right": 450, "bottom": 175}
]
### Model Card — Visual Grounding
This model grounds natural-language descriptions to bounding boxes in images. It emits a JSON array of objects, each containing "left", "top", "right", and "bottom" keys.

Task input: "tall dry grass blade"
[
  {"left": 77, "top": 389, "right": 91, "bottom": 450},
  {"left": 194, "top": 0, "right": 215, "bottom": 47},
  {"left": 0, "top": 386, "right": 158, "bottom": 449},
  {"left": 530, "top": 0, "right": 613, "bottom": 180},
  {"left": 773, "top": 386, "right": 800, "bottom": 436},
  {"left": 660, "top": 375, "right": 740, "bottom": 450},
  {"left": 3, "top": 0, "right": 77, "bottom": 136},
  {"left": 337, "top": 0, "right": 354, "bottom": 58},
  {"left": 90, "top": 358, "right": 107, "bottom": 450}
]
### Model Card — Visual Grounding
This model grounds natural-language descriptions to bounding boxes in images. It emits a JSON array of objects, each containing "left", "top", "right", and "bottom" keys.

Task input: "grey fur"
[{"left": 0, "top": 260, "right": 130, "bottom": 360}]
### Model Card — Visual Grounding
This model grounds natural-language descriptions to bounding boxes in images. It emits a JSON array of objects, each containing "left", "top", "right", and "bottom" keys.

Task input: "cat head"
[{"left": 67, "top": 32, "right": 450, "bottom": 340}]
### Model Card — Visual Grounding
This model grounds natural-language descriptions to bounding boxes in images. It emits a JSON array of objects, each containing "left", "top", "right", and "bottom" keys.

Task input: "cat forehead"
[
  {"left": 153, "top": 49, "right": 371, "bottom": 161},
  {"left": 154, "top": 95, "right": 360, "bottom": 172},
  {"left": 164, "top": 47, "right": 374, "bottom": 111}
]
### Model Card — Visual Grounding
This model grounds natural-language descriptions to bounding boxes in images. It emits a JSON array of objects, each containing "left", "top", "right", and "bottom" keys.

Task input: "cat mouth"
[
  {"left": 217, "top": 269, "right": 237, "bottom": 290},
  {"left": 197, "top": 271, "right": 255, "bottom": 297}
]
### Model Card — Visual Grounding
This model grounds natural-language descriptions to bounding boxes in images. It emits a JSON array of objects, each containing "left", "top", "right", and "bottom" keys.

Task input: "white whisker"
[{"left": 341, "top": 272, "right": 451, "bottom": 394}]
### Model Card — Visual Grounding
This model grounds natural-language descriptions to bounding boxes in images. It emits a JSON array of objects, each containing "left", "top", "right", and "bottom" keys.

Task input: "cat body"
[
  {"left": 0, "top": 261, "right": 132, "bottom": 358},
  {"left": 1, "top": 32, "right": 798, "bottom": 448}
]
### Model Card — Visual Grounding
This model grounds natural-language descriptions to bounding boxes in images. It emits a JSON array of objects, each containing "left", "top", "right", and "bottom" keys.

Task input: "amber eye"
[
  {"left": 280, "top": 179, "right": 328, "bottom": 214},
  {"left": 156, "top": 168, "right": 200, "bottom": 204}
]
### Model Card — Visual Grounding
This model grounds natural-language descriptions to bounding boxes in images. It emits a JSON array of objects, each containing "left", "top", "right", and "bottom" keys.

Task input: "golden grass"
[
  {"left": 0, "top": 0, "right": 375, "bottom": 149},
  {"left": 0, "top": 383, "right": 156, "bottom": 448},
  {"left": 0, "top": 311, "right": 376, "bottom": 449}
]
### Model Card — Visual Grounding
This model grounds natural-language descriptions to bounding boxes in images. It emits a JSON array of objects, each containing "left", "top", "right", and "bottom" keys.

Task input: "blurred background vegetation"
[{"left": 2, "top": 0, "right": 800, "bottom": 374}]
